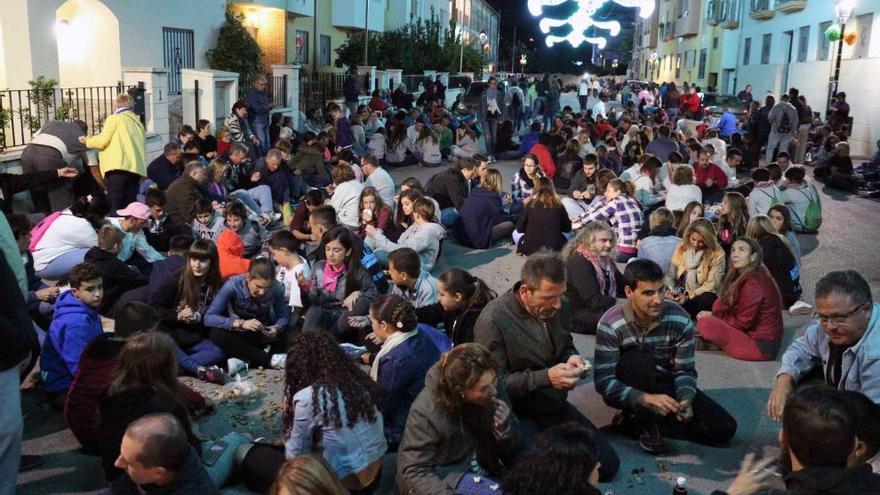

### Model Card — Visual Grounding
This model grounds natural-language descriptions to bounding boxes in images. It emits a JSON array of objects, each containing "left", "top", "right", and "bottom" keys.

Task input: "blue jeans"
[
  {"left": 252, "top": 120, "right": 270, "bottom": 156},
  {"left": 172, "top": 340, "right": 226, "bottom": 375},
  {"left": 0, "top": 364, "right": 22, "bottom": 495},
  {"left": 231, "top": 185, "right": 273, "bottom": 215},
  {"left": 202, "top": 432, "right": 252, "bottom": 488},
  {"left": 440, "top": 207, "right": 459, "bottom": 227},
  {"left": 36, "top": 247, "right": 90, "bottom": 280}
]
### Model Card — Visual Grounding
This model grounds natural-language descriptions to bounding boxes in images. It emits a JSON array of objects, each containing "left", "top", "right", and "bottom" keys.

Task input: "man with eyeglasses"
[{"left": 767, "top": 271, "right": 880, "bottom": 421}]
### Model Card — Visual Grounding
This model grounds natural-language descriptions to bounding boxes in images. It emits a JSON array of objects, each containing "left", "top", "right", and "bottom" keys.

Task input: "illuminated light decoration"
[
  {"left": 844, "top": 31, "right": 858, "bottom": 46},
  {"left": 528, "top": 0, "right": 655, "bottom": 49}
]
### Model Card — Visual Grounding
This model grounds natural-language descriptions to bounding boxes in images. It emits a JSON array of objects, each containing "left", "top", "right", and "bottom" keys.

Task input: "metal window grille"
[{"left": 162, "top": 27, "right": 194, "bottom": 95}]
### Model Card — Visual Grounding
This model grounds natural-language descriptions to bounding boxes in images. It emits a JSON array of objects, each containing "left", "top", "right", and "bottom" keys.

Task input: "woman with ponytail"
[
  {"left": 578, "top": 178, "right": 644, "bottom": 262},
  {"left": 368, "top": 295, "right": 441, "bottom": 449},
  {"left": 415, "top": 268, "right": 496, "bottom": 345},
  {"left": 396, "top": 343, "right": 518, "bottom": 495}
]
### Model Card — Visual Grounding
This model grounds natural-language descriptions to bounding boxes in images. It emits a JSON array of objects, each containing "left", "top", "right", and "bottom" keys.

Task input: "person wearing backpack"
[
  {"left": 508, "top": 83, "right": 525, "bottom": 133},
  {"left": 747, "top": 168, "right": 782, "bottom": 216},
  {"left": 782, "top": 165, "right": 822, "bottom": 233},
  {"left": 765, "top": 94, "right": 799, "bottom": 165}
]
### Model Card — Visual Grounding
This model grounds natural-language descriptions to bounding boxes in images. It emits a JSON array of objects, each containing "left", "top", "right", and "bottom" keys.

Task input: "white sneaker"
[
  {"left": 789, "top": 300, "right": 813, "bottom": 316},
  {"left": 227, "top": 358, "right": 248, "bottom": 377},
  {"left": 270, "top": 353, "right": 287, "bottom": 370}
]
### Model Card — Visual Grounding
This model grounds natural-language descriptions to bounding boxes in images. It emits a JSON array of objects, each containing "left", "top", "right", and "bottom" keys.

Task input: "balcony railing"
[
  {"left": 749, "top": 0, "right": 775, "bottom": 20},
  {"left": 706, "top": 0, "right": 721, "bottom": 25},
  {"left": 720, "top": 0, "right": 740, "bottom": 28},
  {"left": 775, "top": 0, "right": 806, "bottom": 13}
]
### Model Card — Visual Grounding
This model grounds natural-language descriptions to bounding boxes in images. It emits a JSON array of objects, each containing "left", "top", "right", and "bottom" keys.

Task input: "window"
[
  {"left": 162, "top": 27, "right": 194, "bottom": 95},
  {"left": 686, "top": 50, "right": 696, "bottom": 68},
  {"left": 855, "top": 13, "right": 873, "bottom": 59},
  {"left": 295, "top": 31, "right": 309, "bottom": 64},
  {"left": 818, "top": 21, "right": 831, "bottom": 61},
  {"left": 797, "top": 26, "right": 809, "bottom": 62},
  {"left": 698, "top": 48, "right": 707, "bottom": 79},
  {"left": 319, "top": 35, "right": 331, "bottom": 66},
  {"left": 743, "top": 37, "right": 751, "bottom": 65},
  {"left": 713, "top": 36, "right": 719, "bottom": 49},
  {"left": 761, "top": 33, "right": 771, "bottom": 64}
]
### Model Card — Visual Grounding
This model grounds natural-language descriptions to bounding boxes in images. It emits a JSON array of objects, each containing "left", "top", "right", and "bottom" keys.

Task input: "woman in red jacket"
[
  {"left": 695, "top": 237, "right": 783, "bottom": 361},
  {"left": 527, "top": 133, "right": 556, "bottom": 178},
  {"left": 679, "top": 86, "right": 702, "bottom": 115}
]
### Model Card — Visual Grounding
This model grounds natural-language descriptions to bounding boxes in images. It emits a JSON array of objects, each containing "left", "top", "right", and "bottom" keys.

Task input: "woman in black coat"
[
  {"left": 515, "top": 177, "right": 572, "bottom": 255},
  {"left": 747, "top": 215, "right": 802, "bottom": 308},
  {"left": 415, "top": 268, "right": 495, "bottom": 346},
  {"left": 457, "top": 169, "right": 515, "bottom": 248},
  {"left": 562, "top": 222, "right": 625, "bottom": 335}
]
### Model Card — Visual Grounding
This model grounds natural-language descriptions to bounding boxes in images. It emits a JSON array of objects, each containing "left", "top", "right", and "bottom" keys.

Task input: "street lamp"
[
  {"left": 828, "top": 0, "right": 855, "bottom": 113},
  {"left": 478, "top": 30, "right": 488, "bottom": 79}
]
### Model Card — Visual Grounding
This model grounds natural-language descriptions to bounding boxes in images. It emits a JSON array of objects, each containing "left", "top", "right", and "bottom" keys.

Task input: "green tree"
[{"left": 206, "top": 8, "right": 265, "bottom": 87}]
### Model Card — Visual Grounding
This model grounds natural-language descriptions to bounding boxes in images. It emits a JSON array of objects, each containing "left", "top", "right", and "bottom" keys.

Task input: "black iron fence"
[
  {"left": 0, "top": 83, "right": 129, "bottom": 152},
  {"left": 400, "top": 74, "right": 428, "bottom": 93},
  {"left": 298, "top": 71, "right": 355, "bottom": 115},
  {"left": 238, "top": 73, "right": 289, "bottom": 108}
]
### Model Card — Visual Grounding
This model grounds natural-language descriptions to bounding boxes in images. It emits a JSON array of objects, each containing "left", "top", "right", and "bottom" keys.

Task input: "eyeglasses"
[{"left": 815, "top": 303, "right": 866, "bottom": 326}]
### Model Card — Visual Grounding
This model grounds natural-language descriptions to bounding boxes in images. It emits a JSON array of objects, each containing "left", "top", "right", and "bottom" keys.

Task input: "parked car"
[
  {"left": 454, "top": 81, "right": 488, "bottom": 116},
  {"left": 702, "top": 92, "right": 748, "bottom": 117}
]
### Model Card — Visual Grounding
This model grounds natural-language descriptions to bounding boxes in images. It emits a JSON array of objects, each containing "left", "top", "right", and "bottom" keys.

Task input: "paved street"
[{"left": 17, "top": 158, "right": 880, "bottom": 495}]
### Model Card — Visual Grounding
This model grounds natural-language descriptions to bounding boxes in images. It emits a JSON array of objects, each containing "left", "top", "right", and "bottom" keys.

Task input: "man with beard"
[
  {"left": 474, "top": 252, "right": 620, "bottom": 482},
  {"left": 594, "top": 259, "right": 737, "bottom": 455}
]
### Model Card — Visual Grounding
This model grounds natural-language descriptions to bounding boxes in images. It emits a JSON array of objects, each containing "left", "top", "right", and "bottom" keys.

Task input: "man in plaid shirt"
[
  {"left": 578, "top": 180, "right": 644, "bottom": 261},
  {"left": 594, "top": 259, "right": 737, "bottom": 454}
]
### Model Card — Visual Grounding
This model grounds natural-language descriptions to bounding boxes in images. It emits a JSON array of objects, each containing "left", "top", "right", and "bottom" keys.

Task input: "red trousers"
[{"left": 696, "top": 315, "right": 772, "bottom": 361}]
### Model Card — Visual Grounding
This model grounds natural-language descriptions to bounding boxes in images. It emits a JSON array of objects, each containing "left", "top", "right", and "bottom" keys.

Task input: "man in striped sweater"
[{"left": 594, "top": 259, "right": 737, "bottom": 454}]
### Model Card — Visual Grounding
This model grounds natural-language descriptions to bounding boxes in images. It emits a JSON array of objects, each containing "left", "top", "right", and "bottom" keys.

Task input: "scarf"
[
  {"left": 575, "top": 245, "right": 616, "bottom": 296},
  {"left": 370, "top": 329, "right": 418, "bottom": 380},
  {"left": 683, "top": 248, "right": 704, "bottom": 292},
  {"left": 322, "top": 262, "right": 346, "bottom": 294}
]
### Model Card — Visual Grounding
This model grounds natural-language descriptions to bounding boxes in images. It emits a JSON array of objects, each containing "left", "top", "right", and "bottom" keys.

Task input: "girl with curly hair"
[
  {"left": 241, "top": 331, "right": 386, "bottom": 493},
  {"left": 396, "top": 343, "right": 517, "bottom": 494}
]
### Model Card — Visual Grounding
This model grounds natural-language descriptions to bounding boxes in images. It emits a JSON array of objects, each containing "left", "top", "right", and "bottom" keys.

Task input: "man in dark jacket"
[
  {"left": 85, "top": 226, "right": 148, "bottom": 315},
  {"left": 246, "top": 75, "right": 273, "bottom": 156},
  {"left": 474, "top": 252, "right": 620, "bottom": 481},
  {"left": 146, "top": 143, "right": 183, "bottom": 190},
  {"left": 0, "top": 166, "right": 78, "bottom": 214},
  {"left": 166, "top": 162, "right": 208, "bottom": 226},
  {"left": 20, "top": 119, "right": 95, "bottom": 212},
  {"left": 427, "top": 158, "right": 476, "bottom": 227},
  {"left": 343, "top": 71, "right": 361, "bottom": 119}
]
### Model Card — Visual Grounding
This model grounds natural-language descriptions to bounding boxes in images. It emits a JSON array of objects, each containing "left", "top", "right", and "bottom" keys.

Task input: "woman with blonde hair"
[
  {"left": 515, "top": 177, "right": 571, "bottom": 255},
  {"left": 696, "top": 238, "right": 784, "bottom": 361},
  {"left": 563, "top": 221, "right": 624, "bottom": 334},
  {"left": 458, "top": 168, "right": 515, "bottom": 249},
  {"left": 669, "top": 218, "right": 726, "bottom": 318},
  {"left": 396, "top": 343, "right": 517, "bottom": 494},
  {"left": 746, "top": 215, "right": 802, "bottom": 308},
  {"left": 579, "top": 178, "right": 644, "bottom": 261},
  {"left": 271, "top": 454, "right": 349, "bottom": 495}
]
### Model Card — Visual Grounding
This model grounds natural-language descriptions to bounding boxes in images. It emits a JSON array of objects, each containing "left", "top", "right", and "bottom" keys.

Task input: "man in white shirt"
[
  {"left": 593, "top": 96, "right": 607, "bottom": 119},
  {"left": 362, "top": 155, "right": 395, "bottom": 207},
  {"left": 578, "top": 77, "right": 590, "bottom": 113}
]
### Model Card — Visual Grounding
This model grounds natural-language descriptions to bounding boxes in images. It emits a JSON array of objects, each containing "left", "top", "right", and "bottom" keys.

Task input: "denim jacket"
[
  {"left": 285, "top": 386, "right": 387, "bottom": 479},
  {"left": 204, "top": 275, "right": 290, "bottom": 330},
  {"left": 778, "top": 303, "right": 880, "bottom": 403}
]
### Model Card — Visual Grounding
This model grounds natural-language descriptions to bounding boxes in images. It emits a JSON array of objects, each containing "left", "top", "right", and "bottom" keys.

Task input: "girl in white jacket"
[
  {"left": 32, "top": 194, "right": 109, "bottom": 279},
  {"left": 417, "top": 127, "right": 442, "bottom": 167}
]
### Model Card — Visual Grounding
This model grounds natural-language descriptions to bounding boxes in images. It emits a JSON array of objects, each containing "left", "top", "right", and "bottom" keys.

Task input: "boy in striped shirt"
[{"left": 594, "top": 259, "right": 737, "bottom": 454}]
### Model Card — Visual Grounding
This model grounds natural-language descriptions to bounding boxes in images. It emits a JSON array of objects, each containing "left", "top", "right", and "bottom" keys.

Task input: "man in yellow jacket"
[{"left": 80, "top": 93, "right": 147, "bottom": 210}]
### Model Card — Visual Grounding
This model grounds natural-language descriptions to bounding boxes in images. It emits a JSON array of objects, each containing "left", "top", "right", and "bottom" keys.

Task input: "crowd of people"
[{"left": 1, "top": 69, "right": 879, "bottom": 495}]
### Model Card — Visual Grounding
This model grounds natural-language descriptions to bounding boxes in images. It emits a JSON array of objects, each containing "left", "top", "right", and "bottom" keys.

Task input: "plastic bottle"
[{"left": 672, "top": 477, "right": 687, "bottom": 495}]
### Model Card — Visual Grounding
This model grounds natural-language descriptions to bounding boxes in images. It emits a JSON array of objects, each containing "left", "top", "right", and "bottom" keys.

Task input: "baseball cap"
[{"left": 116, "top": 202, "right": 151, "bottom": 220}]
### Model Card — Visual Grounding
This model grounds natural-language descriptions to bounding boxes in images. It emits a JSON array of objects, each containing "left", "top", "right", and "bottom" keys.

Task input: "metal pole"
[
  {"left": 364, "top": 0, "right": 369, "bottom": 66},
  {"left": 313, "top": 0, "right": 318, "bottom": 76},
  {"left": 828, "top": 21, "right": 846, "bottom": 112}
]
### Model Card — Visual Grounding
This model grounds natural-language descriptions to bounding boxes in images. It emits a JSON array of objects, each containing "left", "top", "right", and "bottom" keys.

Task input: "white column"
[
  {"left": 357, "top": 65, "right": 378, "bottom": 93},
  {"left": 271, "top": 64, "right": 300, "bottom": 117},
  {"left": 181, "top": 69, "right": 240, "bottom": 134},
  {"left": 387, "top": 69, "right": 403, "bottom": 91}
]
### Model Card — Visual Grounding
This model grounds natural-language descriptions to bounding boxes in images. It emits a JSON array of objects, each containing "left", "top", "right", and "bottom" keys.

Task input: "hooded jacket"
[
  {"left": 290, "top": 143, "right": 328, "bottom": 177},
  {"left": 166, "top": 174, "right": 206, "bottom": 226},
  {"left": 396, "top": 363, "right": 519, "bottom": 495},
  {"left": 192, "top": 211, "right": 225, "bottom": 241},
  {"left": 368, "top": 222, "right": 446, "bottom": 272},
  {"left": 84, "top": 246, "right": 148, "bottom": 314},
  {"left": 427, "top": 167, "right": 469, "bottom": 210},
  {"left": 416, "top": 299, "right": 489, "bottom": 346},
  {"left": 85, "top": 110, "right": 147, "bottom": 177},
  {"left": 217, "top": 230, "right": 251, "bottom": 279},
  {"left": 458, "top": 187, "right": 512, "bottom": 249},
  {"left": 41, "top": 290, "right": 103, "bottom": 393}
]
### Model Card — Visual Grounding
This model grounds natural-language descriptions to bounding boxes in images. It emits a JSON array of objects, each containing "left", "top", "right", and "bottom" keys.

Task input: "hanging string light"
[{"left": 527, "top": 0, "right": 654, "bottom": 48}]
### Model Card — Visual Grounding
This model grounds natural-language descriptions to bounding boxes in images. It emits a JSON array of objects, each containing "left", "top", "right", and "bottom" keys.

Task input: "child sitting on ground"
[
  {"left": 192, "top": 198, "right": 226, "bottom": 241},
  {"left": 224, "top": 200, "right": 269, "bottom": 258},
  {"left": 83, "top": 226, "right": 147, "bottom": 316},
  {"left": 388, "top": 247, "right": 439, "bottom": 308},
  {"left": 267, "top": 230, "right": 310, "bottom": 324}
]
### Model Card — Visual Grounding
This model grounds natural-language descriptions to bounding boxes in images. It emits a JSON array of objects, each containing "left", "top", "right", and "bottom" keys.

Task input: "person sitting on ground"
[
  {"left": 638, "top": 207, "right": 682, "bottom": 273},
  {"left": 361, "top": 154, "right": 395, "bottom": 207},
  {"left": 40, "top": 262, "right": 105, "bottom": 407},
  {"left": 365, "top": 197, "right": 446, "bottom": 272},
  {"left": 107, "top": 202, "right": 166, "bottom": 269},
  {"left": 595, "top": 259, "right": 737, "bottom": 455},
  {"left": 768, "top": 204, "right": 802, "bottom": 262},
  {"left": 416, "top": 126, "right": 442, "bottom": 168},
  {"left": 301, "top": 226, "right": 378, "bottom": 339},
  {"left": 356, "top": 186, "right": 392, "bottom": 240},
  {"left": 415, "top": 268, "right": 495, "bottom": 346},
  {"left": 474, "top": 252, "right": 620, "bottom": 481},
  {"left": 31, "top": 193, "right": 110, "bottom": 280},
  {"left": 388, "top": 247, "right": 438, "bottom": 308},
  {"left": 746, "top": 215, "right": 802, "bottom": 308},
  {"left": 426, "top": 157, "right": 475, "bottom": 227},
  {"left": 290, "top": 132, "right": 330, "bottom": 187},
  {"left": 529, "top": 133, "right": 557, "bottom": 179},
  {"left": 767, "top": 270, "right": 880, "bottom": 421},
  {"left": 781, "top": 165, "right": 822, "bottom": 234},
  {"left": 562, "top": 153, "right": 600, "bottom": 219},
  {"left": 290, "top": 190, "right": 325, "bottom": 243},
  {"left": 395, "top": 343, "right": 519, "bottom": 494},
  {"left": 747, "top": 168, "right": 782, "bottom": 217},
  {"left": 563, "top": 221, "right": 625, "bottom": 335},
  {"left": 111, "top": 413, "right": 220, "bottom": 495},
  {"left": 579, "top": 179, "right": 644, "bottom": 262},
  {"left": 205, "top": 259, "right": 290, "bottom": 370},
  {"left": 327, "top": 164, "right": 364, "bottom": 230},
  {"left": 675, "top": 201, "right": 703, "bottom": 237},
  {"left": 695, "top": 238, "right": 784, "bottom": 361},
  {"left": 269, "top": 454, "right": 349, "bottom": 495},
  {"left": 504, "top": 422, "right": 603, "bottom": 495},
  {"left": 836, "top": 390, "right": 880, "bottom": 473},
  {"left": 458, "top": 168, "right": 515, "bottom": 249},
  {"left": 143, "top": 189, "right": 183, "bottom": 254},
  {"left": 510, "top": 153, "right": 546, "bottom": 209},
  {"left": 98, "top": 332, "right": 202, "bottom": 482},
  {"left": 238, "top": 332, "right": 386, "bottom": 494},
  {"left": 267, "top": 230, "right": 310, "bottom": 324},
  {"left": 665, "top": 164, "right": 702, "bottom": 213},
  {"left": 514, "top": 177, "right": 571, "bottom": 256},
  {"left": 668, "top": 219, "right": 726, "bottom": 319},
  {"left": 147, "top": 143, "right": 183, "bottom": 191},
  {"left": 451, "top": 125, "right": 479, "bottom": 159},
  {"left": 191, "top": 199, "right": 224, "bottom": 241},
  {"left": 367, "top": 295, "right": 441, "bottom": 449},
  {"left": 224, "top": 200, "right": 269, "bottom": 259},
  {"left": 768, "top": 386, "right": 880, "bottom": 493},
  {"left": 217, "top": 229, "right": 250, "bottom": 280},
  {"left": 254, "top": 148, "right": 297, "bottom": 206},
  {"left": 84, "top": 226, "right": 148, "bottom": 315},
  {"left": 716, "top": 191, "right": 750, "bottom": 254},
  {"left": 165, "top": 161, "right": 208, "bottom": 227},
  {"left": 693, "top": 149, "right": 729, "bottom": 202},
  {"left": 150, "top": 240, "right": 228, "bottom": 383}
]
